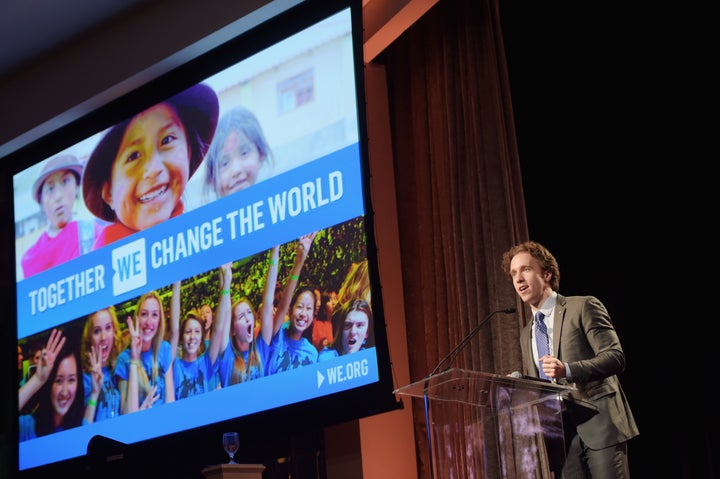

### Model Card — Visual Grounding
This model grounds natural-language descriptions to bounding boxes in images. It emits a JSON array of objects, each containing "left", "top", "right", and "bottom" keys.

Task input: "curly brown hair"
[{"left": 501, "top": 241, "right": 560, "bottom": 291}]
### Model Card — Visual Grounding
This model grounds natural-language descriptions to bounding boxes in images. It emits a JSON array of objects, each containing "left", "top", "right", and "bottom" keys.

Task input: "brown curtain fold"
[{"left": 379, "top": 0, "right": 530, "bottom": 476}]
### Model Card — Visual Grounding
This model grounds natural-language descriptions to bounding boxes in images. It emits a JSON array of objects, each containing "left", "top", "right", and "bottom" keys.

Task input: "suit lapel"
[
  {"left": 520, "top": 325, "right": 534, "bottom": 374},
  {"left": 553, "top": 294, "right": 567, "bottom": 359}
]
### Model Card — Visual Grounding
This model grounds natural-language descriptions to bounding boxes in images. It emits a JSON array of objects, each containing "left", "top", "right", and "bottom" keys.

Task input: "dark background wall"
[{"left": 500, "top": 4, "right": 717, "bottom": 478}]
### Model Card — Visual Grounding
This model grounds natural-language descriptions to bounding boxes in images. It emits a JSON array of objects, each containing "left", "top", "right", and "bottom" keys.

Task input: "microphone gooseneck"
[{"left": 428, "top": 307, "right": 517, "bottom": 376}]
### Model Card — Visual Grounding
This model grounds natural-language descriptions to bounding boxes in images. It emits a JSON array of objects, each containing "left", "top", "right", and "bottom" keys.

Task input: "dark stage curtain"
[{"left": 378, "top": 0, "right": 530, "bottom": 476}]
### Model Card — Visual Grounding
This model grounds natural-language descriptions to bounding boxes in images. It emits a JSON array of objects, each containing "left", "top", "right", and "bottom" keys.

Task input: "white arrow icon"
[{"left": 317, "top": 370, "right": 325, "bottom": 387}]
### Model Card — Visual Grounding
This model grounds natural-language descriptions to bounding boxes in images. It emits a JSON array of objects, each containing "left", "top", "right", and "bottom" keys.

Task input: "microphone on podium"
[
  {"left": 508, "top": 370, "right": 552, "bottom": 383},
  {"left": 428, "top": 307, "right": 516, "bottom": 377}
]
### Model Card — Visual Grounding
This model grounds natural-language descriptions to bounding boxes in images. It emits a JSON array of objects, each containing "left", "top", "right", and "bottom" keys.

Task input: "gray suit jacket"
[{"left": 519, "top": 293, "right": 640, "bottom": 449}]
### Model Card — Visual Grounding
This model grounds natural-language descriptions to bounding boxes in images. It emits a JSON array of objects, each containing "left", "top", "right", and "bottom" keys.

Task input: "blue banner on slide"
[{"left": 17, "top": 144, "right": 365, "bottom": 339}]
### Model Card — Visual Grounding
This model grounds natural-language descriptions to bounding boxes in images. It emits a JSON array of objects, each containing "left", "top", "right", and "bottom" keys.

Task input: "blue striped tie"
[{"left": 535, "top": 311, "right": 550, "bottom": 379}]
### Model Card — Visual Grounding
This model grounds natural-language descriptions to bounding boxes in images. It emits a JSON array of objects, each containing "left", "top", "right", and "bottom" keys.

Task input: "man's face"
[{"left": 509, "top": 252, "right": 548, "bottom": 308}]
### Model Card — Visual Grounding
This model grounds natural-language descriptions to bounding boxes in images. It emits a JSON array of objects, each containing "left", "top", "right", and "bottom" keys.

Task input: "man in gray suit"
[{"left": 502, "top": 241, "right": 639, "bottom": 478}]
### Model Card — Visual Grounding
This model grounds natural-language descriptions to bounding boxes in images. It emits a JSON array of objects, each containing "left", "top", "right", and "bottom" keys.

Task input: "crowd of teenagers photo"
[{"left": 17, "top": 219, "right": 375, "bottom": 441}]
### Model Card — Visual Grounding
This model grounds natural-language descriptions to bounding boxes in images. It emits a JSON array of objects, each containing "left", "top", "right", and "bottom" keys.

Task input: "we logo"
[{"left": 111, "top": 238, "right": 147, "bottom": 295}]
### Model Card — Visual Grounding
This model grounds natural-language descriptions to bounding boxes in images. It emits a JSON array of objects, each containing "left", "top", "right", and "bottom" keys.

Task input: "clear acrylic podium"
[{"left": 395, "top": 368, "right": 573, "bottom": 479}]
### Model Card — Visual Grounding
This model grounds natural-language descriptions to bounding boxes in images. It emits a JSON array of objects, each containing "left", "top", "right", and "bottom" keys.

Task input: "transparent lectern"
[{"left": 395, "top": 368, "right": 573, "bottom": 479}]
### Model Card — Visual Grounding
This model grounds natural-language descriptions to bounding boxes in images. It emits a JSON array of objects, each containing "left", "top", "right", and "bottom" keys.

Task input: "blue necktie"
[{"left": 535, "top": 311, "right": 549, "bottom": 379}]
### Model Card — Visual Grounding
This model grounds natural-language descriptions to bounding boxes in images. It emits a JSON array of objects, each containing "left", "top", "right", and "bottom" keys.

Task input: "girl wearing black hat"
[{"left": 83, "top": 83, "right": 219, "bottom": 249}]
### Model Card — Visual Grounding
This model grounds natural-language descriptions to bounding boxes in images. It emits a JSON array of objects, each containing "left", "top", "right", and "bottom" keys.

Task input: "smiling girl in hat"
[{"left": 83, "top": 83, "right": 219, "bottom": 249}]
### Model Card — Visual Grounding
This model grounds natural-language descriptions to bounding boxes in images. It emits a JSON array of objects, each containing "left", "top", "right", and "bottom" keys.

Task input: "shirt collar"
[{"left": 533, "top": 291, "right": 557, "bottom": 319}]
